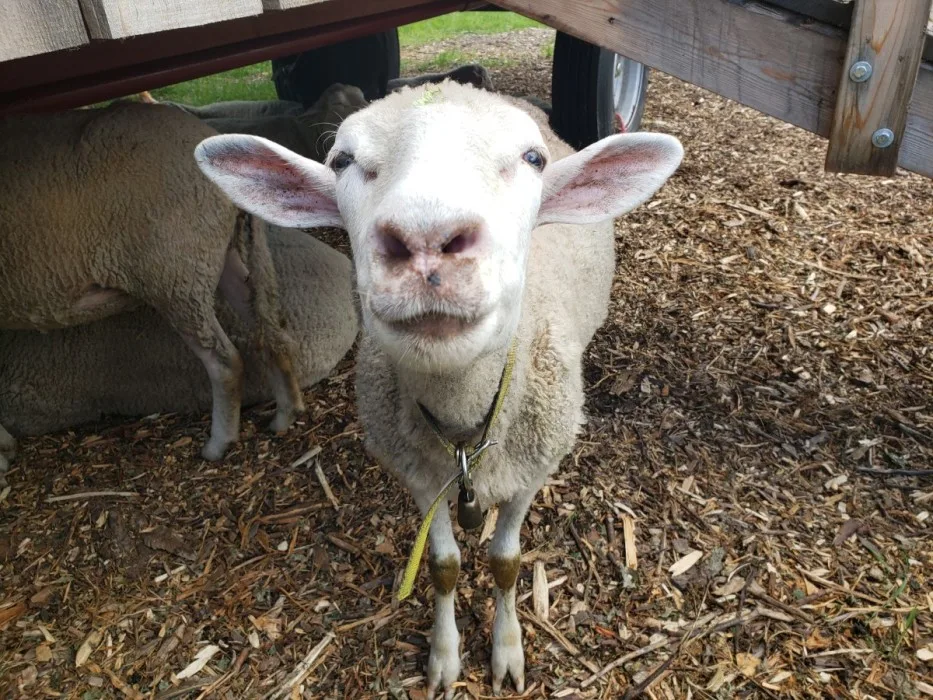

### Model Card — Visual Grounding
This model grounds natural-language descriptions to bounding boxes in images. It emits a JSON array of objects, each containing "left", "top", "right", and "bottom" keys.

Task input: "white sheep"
[
  {"left": 0, "top": 227, "right": 356, "bottom": 441},
  {"left": 195, "top": 82, "right": 682, "bottom": 698},
  {"left": 0, "top": 103, "right": 303, "bottom": 467}
]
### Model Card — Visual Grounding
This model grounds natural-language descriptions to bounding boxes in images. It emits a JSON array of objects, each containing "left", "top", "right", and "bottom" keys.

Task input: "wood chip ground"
[{"left": 2, "top": 28, "right": 931, "bottom": 700}]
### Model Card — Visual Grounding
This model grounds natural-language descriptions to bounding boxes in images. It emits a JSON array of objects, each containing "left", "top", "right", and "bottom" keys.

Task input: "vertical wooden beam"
[{"left": 824, "top": 0, "right": 933, "bottom": 175}]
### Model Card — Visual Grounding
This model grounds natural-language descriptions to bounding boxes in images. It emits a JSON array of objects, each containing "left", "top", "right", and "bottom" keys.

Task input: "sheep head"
[{"left": 195, "top": 82, "right": 683, "bottom": 371}]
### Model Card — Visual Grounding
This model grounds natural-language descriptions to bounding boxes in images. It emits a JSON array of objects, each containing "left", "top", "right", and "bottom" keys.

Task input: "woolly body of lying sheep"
[
  {"left": 0, "top": 227, "right": 357, "bottom": 439},
  {"left": 0, "top": 103, "right": 303, "bottom": 467},
  {"left": 157, "top": 98, "right": 305, "bottom": 121}
]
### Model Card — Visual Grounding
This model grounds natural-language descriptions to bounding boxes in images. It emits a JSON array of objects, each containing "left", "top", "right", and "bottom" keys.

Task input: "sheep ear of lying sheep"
[
  {"left": 194, "top": 82, "right": 683, "bottom": 698},
  {"left": 0, "top": 227, "right": 357, "bottom": 442},
  {"left": 0, "top": 103, "right": 303, "bottom": 463},
  {"left": 387, "top": 64, "right": 494, "bottom": 93},
  {"left": 198, "top": 83, "right": 368, "bottom": 163}
]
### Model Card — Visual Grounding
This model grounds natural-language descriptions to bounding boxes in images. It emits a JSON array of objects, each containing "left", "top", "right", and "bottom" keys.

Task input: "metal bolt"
[
  {"left": 849, "top": 61, "right": 873, "bottom": 82},
  {"left": 871, "top": 128, "right": 895, "bottom": 148}
]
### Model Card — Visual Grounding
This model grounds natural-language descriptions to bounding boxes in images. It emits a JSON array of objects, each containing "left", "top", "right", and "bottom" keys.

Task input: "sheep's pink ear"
[
  {"left": 195, "top": 134, "right": 342, "bottom": 229},
  {"left": 538, "top": 133, "right": 683, "bottom": 226}
]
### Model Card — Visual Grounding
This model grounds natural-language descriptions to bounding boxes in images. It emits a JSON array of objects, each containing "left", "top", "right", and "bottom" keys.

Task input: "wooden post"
[{"left": 825, "top": 0, "right": 933, "bottom": 175}]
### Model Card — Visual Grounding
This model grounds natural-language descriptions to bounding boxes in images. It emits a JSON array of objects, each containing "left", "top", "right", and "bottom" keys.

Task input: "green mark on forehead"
[{"left": 413, "top": 85, "right": 444, "bottom": 107}]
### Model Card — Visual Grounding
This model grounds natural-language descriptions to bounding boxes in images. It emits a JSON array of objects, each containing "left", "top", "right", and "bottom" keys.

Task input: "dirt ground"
[{"left": 2, "top": 28, "right": 932, "bottom": 700}]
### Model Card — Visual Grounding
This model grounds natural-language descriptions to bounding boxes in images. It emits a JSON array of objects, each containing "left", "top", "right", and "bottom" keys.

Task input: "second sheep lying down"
[
  {"left": 0, "top": 228, "right": 357, "bottom": 438},
  {"left": 0, "top": 103, "right": 302, "bottom": 464}
]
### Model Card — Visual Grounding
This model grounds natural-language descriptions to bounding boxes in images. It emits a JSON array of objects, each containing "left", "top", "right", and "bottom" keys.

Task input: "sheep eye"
[
  {"left": 522, "top": 149, "right": 546, "bottom": 171},
  {"left": 331, "top": 151, "right": 354, "bottom": 173}
]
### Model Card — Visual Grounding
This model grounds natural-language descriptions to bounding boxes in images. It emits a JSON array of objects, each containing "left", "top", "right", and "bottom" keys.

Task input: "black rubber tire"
[
  {"left": 550, "top": 31, "right": 648, "bottom": 150},
  {"left": 272, "top": 29, "right": 401, "bottom": 107}
]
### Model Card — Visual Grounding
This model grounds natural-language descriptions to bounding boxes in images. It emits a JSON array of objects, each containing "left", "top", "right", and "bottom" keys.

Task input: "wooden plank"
[
  {"left": 78, "top": 0, "right": 263, "bottom": 40},
  {"left": 494, "top": 0, "right": 933, "bottom": 178},
  {"left": 0, "top": 0, "right": 88, "bottom": 61},
  {"left": 825, "top": 0, "right": 933, "bottom": 175},
  {"left": 0, "top": 0, "right": 446, "bottom": 95},
  {"left": 263, "top": 0, "right": 328, "bottom": 10},
  {"left": 0, "top": 0, "right": 469, "bottom": 113},
  {"left": 498, "top": 0, "right": 846, "bottom": 140}
]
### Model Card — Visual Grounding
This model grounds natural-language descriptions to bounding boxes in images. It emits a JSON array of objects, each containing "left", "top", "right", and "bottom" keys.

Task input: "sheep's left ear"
[
  {"left": 538, "top": 133, "right": 683, "bottom": 226},
  {"left": 195, "top": 134, "right": 343, "bottom": 229}
]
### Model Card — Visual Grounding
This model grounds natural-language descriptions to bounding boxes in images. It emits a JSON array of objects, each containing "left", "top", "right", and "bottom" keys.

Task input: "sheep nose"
[
  {"left": 376, "top": 220, "right": 482, "bottom": 262},
  {"left": 378, "top": 227, "right": 413, "bottom": 261}
]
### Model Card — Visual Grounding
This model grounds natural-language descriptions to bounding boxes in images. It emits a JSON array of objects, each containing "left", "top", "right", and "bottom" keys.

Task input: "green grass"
[
  {"left": 150, "top": 63, "right": 276, "bottom": 105},
  {"left": 143, "top": 11, "right": 540, "bottom": 106},
  {"left": 398, "top": 11, "right": 542, "bottom": 47}
]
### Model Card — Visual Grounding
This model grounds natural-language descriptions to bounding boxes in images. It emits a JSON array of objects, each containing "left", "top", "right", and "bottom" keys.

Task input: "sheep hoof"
[
  {"left": 491, "top": 629, "right": 525, "bottom": 695},
  {"left": 200, "top": 437, "right": 231, "bottom": 462},
  {"left": 0, "top": 427, "right": 14, "bottom": 458},
  {"left": 426, "top": 643, "right": 460, "bottom": 700},
  {"left": 268, "top": 410, "right": 296, "bottom": 435}
]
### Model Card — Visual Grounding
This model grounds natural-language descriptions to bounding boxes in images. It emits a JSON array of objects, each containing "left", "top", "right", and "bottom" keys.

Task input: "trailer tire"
[{"left": 550, "top": 31, "right": 648, "bottom": 150}]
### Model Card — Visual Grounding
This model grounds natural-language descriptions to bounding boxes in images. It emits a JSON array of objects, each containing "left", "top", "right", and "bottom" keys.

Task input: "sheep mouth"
[{"left": 382, "top": 311, "right": 482, "bottom": 339}]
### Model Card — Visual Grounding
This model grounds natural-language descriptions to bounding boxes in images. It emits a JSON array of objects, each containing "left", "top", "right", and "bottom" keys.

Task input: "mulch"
[{"left": 2, "top": 28, "right": 931, "bottom": 700}]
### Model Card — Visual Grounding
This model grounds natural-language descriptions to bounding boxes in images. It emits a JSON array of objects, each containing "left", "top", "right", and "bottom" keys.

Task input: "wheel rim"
[{"left": 611, "top": 54, "right": 645, "bottom": 132}]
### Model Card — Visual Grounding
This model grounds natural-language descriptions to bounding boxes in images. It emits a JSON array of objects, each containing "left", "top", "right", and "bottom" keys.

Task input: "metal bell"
[{"left": 457, "top": 486, "right": 484, "bottom": 530}]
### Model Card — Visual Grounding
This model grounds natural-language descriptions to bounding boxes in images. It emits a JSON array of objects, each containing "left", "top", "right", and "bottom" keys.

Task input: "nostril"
[
  {"left": 381, "top": 231, "right": 412, "bottom": 261},
  {"left": 442, "top": 230, "right": 477, "bottom": 255}
]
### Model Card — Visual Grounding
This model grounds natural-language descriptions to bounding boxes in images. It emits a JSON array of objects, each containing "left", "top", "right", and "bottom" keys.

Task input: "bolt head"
[
  {"left": 849, "top": 61, "right": 873, "bottom": 82},
  {"left": 871, "top": 128, "right": 895, "bottom": 148}
]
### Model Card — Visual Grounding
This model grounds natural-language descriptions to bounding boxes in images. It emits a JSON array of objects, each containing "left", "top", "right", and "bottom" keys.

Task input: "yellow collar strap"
[{"left": 396, "top": 339, "right": 519, "bottom": 602}]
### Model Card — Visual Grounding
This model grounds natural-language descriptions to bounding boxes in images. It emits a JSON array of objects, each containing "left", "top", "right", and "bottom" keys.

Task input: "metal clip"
[
  {"left": 469, "top": 438, "right": 497, "bottom": 462},
  {"left": 456, "top": 445, "right": 471, "bottom": 490},
  {"left": 454, "top": 440, "right": 497, "bottom": 531}
]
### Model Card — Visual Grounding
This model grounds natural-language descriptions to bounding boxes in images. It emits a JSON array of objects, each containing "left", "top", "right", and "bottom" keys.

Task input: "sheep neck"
[{"left": 400, "top": 343, "right": 517, "bottom": 443}]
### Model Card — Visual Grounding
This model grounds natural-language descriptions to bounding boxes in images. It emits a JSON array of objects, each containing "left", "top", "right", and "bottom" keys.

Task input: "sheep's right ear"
[
  {"left": 195, "top": 134, "right": 343, "bottom": 229},
  {"left": 538, "top": 133, "right": 683, "bottom": 226}
]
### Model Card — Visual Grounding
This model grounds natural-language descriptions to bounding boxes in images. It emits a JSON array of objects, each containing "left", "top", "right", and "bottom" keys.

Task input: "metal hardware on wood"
[
  {"left": 848, "top": 60, "right": 873, "bottom": 82},
  {"left": 871, "top": 128, "right": 895, "bottom": 148}
]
